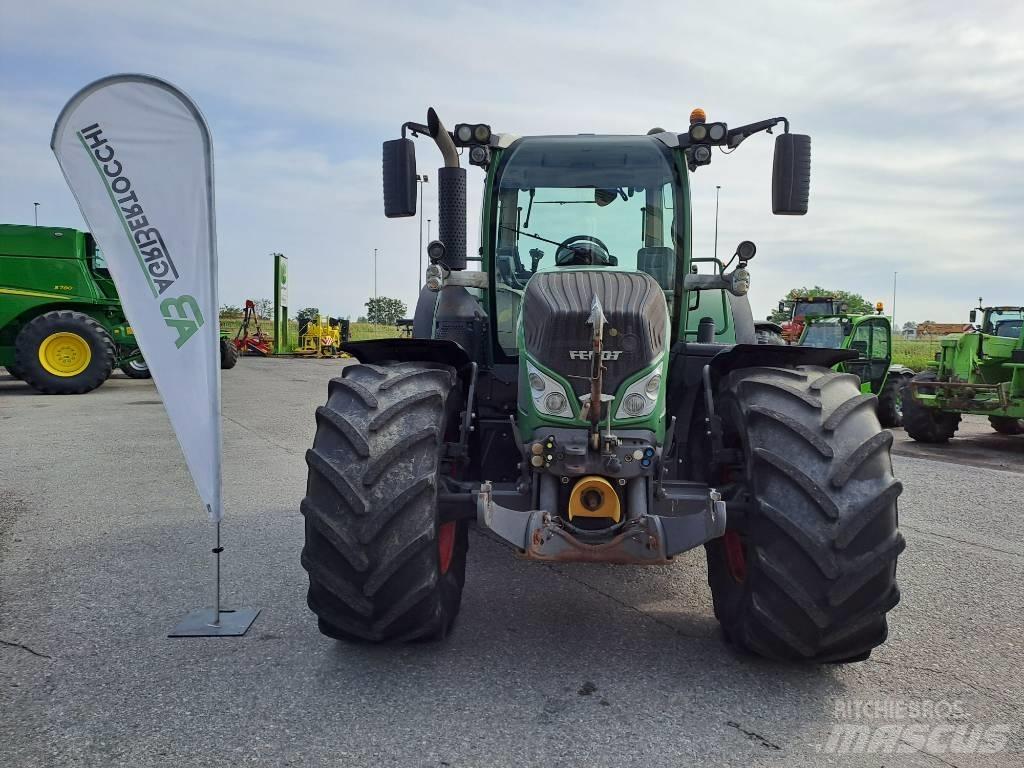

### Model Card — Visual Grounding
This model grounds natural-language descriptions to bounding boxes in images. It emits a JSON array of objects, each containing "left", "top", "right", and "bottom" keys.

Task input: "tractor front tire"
[
  {"left": 901, "top": 371, "right": 960, "bottom": 443},
  {"left": 121, "top": 358, "right": 152, "bottom": 379},
  {"left": 220, "top": 338, "right": 239, "bottom": 370},
  {"left": 989, "top": 416, "right": 1024, "bottom": 435},
  {"left": 876, "top": 376, "right": 905, "bottom": 428},
  {"left": 15, "top": 311, "right": 115, "bottom": 395},
  {"left": 705, "top": 365, "right": 904, "bottom": 663},
  {"left": 301, "top": 361, "right": 469, "bottom": 643}
]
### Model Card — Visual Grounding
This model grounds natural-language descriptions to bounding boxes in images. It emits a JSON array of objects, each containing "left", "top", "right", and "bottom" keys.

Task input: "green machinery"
[
  {"left": 796, "top": 306, "right": 914, "bottom": 428},
  {"left": 300, "top": 108, "right": 904, "bottom": 663},
  {"left": 903, "top": 303, "right": 1024, "bottom": 441},
  {"left": 0, "top": 224, "right": 144, "bottom": 393}
]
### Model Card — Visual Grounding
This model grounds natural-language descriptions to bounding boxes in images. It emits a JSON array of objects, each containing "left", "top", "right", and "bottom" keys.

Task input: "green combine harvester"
[
  {"left": 903, "top": 303, "right": 1024, "bottom": 441},
  {"left": 0, "top": 224, "right": 144, "bottom": 393},
  {"left": 1, "top": 224, "right": 237, "bottom": 394},
  {"left": 300, "top": 108, "right": 905, "bottom": 663},
  {"left": 796, "top": 305, "right": 914, "bottom": 428}
]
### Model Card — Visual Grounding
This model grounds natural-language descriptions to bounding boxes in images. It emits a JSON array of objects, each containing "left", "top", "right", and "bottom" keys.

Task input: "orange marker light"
[
  {"left": 690, "top": 108, "right": 707, "bottom": 125},
  {"left": 875, "top": 301, "right": 885, "bottom": 313}
]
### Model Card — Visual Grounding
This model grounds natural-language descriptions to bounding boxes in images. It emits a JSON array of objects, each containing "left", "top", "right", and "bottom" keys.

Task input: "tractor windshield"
[
  {"left": 794, "top": 301, "right": 838, "bottom": 318},
  {"left": 491, "top": 136, "right": 678, "bottom": 355},
  {"left": 800, "top": 319, "right": 848, "bottom": 349},
  {"left": 986, "top": 309, "right": 1024, "bottom": 339}
]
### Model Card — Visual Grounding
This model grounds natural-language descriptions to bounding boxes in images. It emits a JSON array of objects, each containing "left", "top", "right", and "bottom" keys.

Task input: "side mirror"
[
  {"left": 969, "top": 309, "right": 977, "bottom": 323},
  {"left": 778, "top": 300, "right": 786, "bottom": 313},
  {"left": 382, "top": 139, "right": 417, "bottom": 218},
  {"left": 772, "top": 133, "right": 811, "bottom": 215}
]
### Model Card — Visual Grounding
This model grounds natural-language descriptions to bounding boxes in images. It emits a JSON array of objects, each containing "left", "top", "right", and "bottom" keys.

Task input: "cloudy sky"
[{"left": 2, "top": 0, "right": 1021, "bottom": 325}]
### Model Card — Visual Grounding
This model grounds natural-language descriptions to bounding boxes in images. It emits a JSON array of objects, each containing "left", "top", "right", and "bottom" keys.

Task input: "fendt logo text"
[
  {"left": 569, "top": 350, "right": 623, "bottom": 361},
  {"left": 78, "top": 123, "right": 204, "bottom": 349}
]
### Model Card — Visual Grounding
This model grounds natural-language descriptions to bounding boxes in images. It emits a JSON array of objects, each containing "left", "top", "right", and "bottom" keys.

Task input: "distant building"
[{"left": 915, "top": 322, "right": 974, "bottom": 339}]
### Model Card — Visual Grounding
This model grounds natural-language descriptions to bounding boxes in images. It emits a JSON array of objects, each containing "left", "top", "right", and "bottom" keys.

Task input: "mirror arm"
[
  {"left": 727, "top": 116, "right": 790, "bottom": 149},
  {"left": 401, "top": 121, "right": 431, "bottom": 138}
]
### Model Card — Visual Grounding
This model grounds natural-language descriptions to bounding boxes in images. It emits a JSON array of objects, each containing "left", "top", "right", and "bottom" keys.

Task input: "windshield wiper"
[{"left": 500, "top": 224, "right": 567, "bottom": 250}]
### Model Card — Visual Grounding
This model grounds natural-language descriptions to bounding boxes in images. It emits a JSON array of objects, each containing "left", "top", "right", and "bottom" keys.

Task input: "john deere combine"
[
  {"left": 300, "top": 108, "right": 904, "bottom": 663},
  {"left": 903, "top": 303, "right": 1024, "bottom": 441},
  {"left": 796, "top": 305, "right": 914, "bottom": 427}
]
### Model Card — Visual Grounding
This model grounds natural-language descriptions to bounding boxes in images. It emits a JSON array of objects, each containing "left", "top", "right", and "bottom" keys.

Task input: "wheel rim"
[
  {"left": 128, "top": 360, "right": 148, "bottom": 372},
  {"left": 438, "top": 521, "right": 456, "bottom": 575},
  {"left": 38, "top": 332, "right": 91, "bottom": 377},
  {"left": 723, "top": 530, "right": 747, "bottom": 584}
]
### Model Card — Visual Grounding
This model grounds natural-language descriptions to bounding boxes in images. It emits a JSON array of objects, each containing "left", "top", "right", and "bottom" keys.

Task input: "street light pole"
[
  {"left": 427, "top": 219, "right": 432, "bottom": 246},
  {"left": 373, "top": 248, "right": 378, "bottom": 300},
  {"left": 713, "top": 186, "right": 721, "bottom": 261},
  {"left": 892, "top": 271, "right": 897, "bottom": 331},
  {"left": 33, "top": 202, "right": 39, "bottom": 226},
  {"left": 417, "top": 174, "right": 429, "bottom": 290}
]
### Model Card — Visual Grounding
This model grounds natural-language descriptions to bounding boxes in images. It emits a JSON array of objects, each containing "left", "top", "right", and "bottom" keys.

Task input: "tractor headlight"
[
  {"left": 526, "top": 362, "right": 574, "bottom": 418},
  {"left": 615, "top": 365, "right": 663, "bottom": 420}
]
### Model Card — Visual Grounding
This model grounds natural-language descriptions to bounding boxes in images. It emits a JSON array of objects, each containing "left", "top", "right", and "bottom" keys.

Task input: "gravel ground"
[{"left": 1, "top": 358, "right": 1021, "bottom": 767}]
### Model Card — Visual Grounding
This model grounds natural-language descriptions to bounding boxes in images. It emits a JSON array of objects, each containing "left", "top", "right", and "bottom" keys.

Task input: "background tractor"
[
  {"left": 795, "top": 304, "right": 914, "bottom": 427},
  {"left": 300, "top": 108, "right": 904, "bottom": 663},
  {"left": 1, "top": 224, "right": 237, "bottom": 393},
  {"left": 903, "top": 302, "right": 1024, "bottom": 441},
  {"left": 778, "top": 295, "right": 845, "bottom": 342}
]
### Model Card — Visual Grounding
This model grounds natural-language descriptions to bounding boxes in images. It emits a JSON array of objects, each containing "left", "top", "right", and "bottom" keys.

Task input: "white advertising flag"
[{"left": 52, "top": 75, "right": 222, "bottom": 522}]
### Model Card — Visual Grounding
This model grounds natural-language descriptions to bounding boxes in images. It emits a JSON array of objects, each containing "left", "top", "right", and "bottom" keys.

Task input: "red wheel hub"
[
  {"left": 723, "top": 530, "right": 747, "bottom": 584},
  {"left": 438, "top": 521, "right": 456, "bottom": 575}
]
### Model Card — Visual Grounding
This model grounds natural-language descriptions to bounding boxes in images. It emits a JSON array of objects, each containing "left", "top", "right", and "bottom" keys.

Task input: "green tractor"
[
  {"left": 301, "top": 108, "right": 904, "bottom": 663},
  {"left": 1, "top": 224, "right": 237, "bottom": 394},
  {"left": 796, "top": 306, "right": 914, "bottom": 428},
  {"left": 903, "top": 303, "right": 1024, "bottom": 441}
]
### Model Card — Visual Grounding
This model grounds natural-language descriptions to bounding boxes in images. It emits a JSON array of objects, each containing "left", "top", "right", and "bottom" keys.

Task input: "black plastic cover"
[
  {"left": 523, "top": 270, "right": 668, "bottom": 396},
  {"left": 383, "top": 138, "right": 417, "bottom": 218},
  {"left": 437, "top": 166, "right": 467, "bottom": 269},
  {"left": 772, "top": 133, "right": 811, "bottom": 215}
]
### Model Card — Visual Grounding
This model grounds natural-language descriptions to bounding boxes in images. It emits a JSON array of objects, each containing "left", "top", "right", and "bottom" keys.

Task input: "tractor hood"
[{"left": 522, "top": 270, "right": 668, "bottom": 396}]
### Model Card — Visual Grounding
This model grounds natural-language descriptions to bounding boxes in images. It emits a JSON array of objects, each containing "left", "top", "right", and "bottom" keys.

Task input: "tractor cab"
[{"left": 798, "top": 312, "right": 892, "bottom": 394}]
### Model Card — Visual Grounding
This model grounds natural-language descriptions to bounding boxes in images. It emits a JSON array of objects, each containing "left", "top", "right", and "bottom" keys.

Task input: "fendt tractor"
[
  {"left": 796, "top": 304, "right": 915, "bottom": 428},
  {"left": 903, "top": 303, "right": 1024, "bottom": 441},
  {"left": 301, "top": 108, "right": 905, "bottom": 663}
]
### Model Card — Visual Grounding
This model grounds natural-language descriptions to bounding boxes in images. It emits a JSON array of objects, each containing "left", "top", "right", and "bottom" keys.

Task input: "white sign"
[{"left": 52, "top": 74, "right": 223, "bottom": 521}]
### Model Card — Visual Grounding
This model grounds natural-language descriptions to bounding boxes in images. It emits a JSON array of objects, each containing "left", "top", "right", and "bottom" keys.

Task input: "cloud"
[{"left": 1, "top": 0, "right": 1021, "bottom": 325}]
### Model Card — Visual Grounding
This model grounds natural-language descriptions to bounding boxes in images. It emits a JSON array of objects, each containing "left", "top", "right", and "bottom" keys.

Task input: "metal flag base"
[
  {"left": 169, "top": 607, "right": 260, "bottom": 637},
  {"left": 168, "top": 520, "right": 260, "bottom": 638}
]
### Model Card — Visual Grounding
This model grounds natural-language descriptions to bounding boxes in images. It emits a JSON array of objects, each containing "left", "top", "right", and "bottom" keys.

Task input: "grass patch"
[
  {"left": 893, "top": 339, "right": 939, "bottom": 371},
  {"left": 218, "top": 316, "right": 404, "bottom": 353}
]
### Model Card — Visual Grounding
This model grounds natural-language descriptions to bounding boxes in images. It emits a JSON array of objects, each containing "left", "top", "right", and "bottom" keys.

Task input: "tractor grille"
[{"left": 522, "top": 270, "right": 667, "bottom": 396}]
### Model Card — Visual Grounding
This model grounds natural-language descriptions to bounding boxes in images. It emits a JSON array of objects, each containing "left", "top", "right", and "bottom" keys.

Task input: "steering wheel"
[{"left": 555, "top": 235, "right": 617, "bottom": 266}]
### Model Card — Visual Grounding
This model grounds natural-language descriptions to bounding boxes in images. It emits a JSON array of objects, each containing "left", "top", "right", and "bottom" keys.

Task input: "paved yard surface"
[{"left": 2, "top": 358, "right": 1021, "bottom": 767}]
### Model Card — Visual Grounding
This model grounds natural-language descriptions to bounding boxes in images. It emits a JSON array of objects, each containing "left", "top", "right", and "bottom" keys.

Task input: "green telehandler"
[
  {"left": 903, "top": 302, "right": 1024, "bottom": 441},
  {"left": 301, "top": 108, "right": 904, "bottom": 663},
  {"left": 796, "top": 306, "right": 915, "bottom": 428}
]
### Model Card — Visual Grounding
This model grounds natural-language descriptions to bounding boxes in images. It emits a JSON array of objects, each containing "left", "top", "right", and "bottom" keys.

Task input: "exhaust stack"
[{"left": 427, "top": 108, "right": 467, "bottom": 271}]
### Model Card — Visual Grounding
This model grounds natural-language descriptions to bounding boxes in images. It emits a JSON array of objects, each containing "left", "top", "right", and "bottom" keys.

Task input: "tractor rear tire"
[
  {"left": 6, "top": 361, "right": 24, "bottom": 380},
  {"left": 301, "top": 361, "right": 469, "bottom": 643},
  {"left": 121, "top": 358, "right": 152, "bottom": 379},
  {"left": 220, "top": 338, "right": 239, "bottom": 370},
  {"left": 876, "top": 376, "right": 905, "bottom": 428},
  {"left": 705, "top": 365, "right": 904, "bottom": 663},
  {"left": 15, "top": 310, "right": 115, "bottom": 395},
  {"left": 989, "top": 416, "right": 1024, "bottom": 435},
  {"left": 901, "top": 371, "right": 960, "bottom": 443}
]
